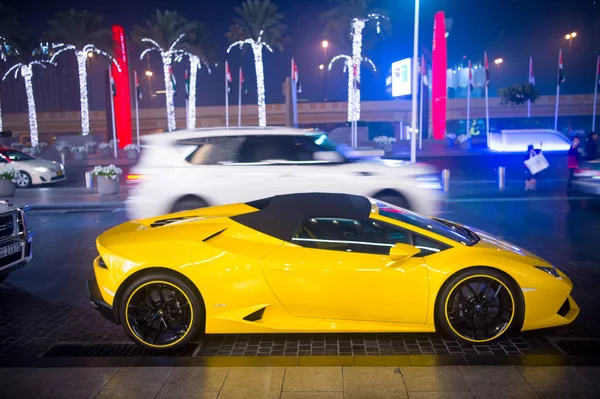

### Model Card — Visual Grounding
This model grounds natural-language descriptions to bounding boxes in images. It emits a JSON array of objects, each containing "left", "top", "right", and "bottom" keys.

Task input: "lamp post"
[
  {"left": 410, "top": 0, "right": 420, "bottom": 163},
  {"left": 565, "top": 32, "right": 577, "bottom": 53},
  {"left": 494, "top": 57, "right": 503, "bottom": 70},
  {"left": 322, "top": 40, "right": 329, "bottom": 101}
]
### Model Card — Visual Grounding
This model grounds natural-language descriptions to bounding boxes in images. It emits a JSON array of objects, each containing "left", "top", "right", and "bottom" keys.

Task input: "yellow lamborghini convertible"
[{"left": 87, "top": 193, "right": 579, "bottom": 350}]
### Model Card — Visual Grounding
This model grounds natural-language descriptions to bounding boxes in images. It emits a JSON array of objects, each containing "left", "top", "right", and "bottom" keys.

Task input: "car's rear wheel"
[
  {"left": 436, "top": 268, "right": 521, "bottom": 343},
  {"left": 119, "top": 273, "right": 203, "bottom": 350},
  {"left": 16, "top": 171, "right": 32, "bottom": 188},
  {"left": 171, "top": 196, "right": 208, "bottom": 213}
]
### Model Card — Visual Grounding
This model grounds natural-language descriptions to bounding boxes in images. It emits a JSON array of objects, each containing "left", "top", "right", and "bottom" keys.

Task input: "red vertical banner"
[
  {"left": 111, "top": 25, "right": 132, "bottom": 148},
  {"left": 431, "top": 12, "right": 447, "bottom": 140}
]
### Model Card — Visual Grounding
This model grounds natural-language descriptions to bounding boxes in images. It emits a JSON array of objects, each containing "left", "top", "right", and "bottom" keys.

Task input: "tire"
[
  {"left": 16, "top": 171, "right": 33, "bottom": 188},
  {"left": 436, "top": 267, "right": 523, "bottom": 344},
  {"left": 374, "top": 193, "right": 410, "bottom": 210},
  {"left": 118, "top": 272, "right": 204, "bottom": 350},
  {"left": 170, "top": 196, "right": 208, "bottom": 213}
]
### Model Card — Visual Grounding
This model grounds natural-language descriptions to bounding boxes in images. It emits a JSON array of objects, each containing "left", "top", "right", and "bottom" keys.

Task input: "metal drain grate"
[
  {"left": 40, "top": 343, "right": 199, "bottom": 358},
  {"left": 554, "top": 340, "right": 600, "bottom": 356}
]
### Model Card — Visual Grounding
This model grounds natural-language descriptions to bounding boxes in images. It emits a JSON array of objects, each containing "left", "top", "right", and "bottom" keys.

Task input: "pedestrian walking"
[
  {"left": 567, "top": 136, "right": 582, "bottom": 195},
  {"left": 524, "top": 144, "right": 541, "bottom": 191},
  {"left": 584, "top": 132, "right": 598, "bottom": 161}
]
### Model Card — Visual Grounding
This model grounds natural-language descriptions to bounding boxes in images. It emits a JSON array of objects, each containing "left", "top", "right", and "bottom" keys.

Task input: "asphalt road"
[{"left": 1, "top": 192, "right": 599, "bottom": 360}]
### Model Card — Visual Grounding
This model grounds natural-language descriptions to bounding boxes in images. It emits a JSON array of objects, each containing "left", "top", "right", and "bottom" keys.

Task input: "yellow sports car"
[{"left": 87, "top": 193, "right": 579, "bottom": 350}]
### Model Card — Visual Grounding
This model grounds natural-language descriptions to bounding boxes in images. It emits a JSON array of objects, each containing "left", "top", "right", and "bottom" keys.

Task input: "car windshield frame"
[
  {"left": 372, "top": 199, "right": 479, "bottom": 246},
  {"left": 0, "top": 149, "right": 35, "bottom": 161}
]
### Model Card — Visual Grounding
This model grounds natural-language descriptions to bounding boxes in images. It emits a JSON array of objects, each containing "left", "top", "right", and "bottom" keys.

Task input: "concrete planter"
[
  {"left": 460, "top": 139, "right": 472, "bottom": 150},
  {"left": 97, "top": 176, "right": 119, "bottom": 195},
  {"left": 100, "top": 148, "right": 111, "bottom": 157},
  {"left": 87, "top": 146, "right": 97, "bottom": 155},
  {"left": 383, "top": 143, "right": 394, "bottom": 152},
  {"left": 0, "top": 179, "right": 16, "bottom": 197},
  {"left": 127, "top": 150, "right": 138, "bottom": 159},
  {"left": 73, "top": 151, "right": 87, "bottom": 161}
]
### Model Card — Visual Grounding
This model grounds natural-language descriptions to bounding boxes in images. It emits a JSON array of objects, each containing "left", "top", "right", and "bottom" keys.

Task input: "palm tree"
[
  {"left": 0, "top": 2, "right": 20, "bottom": 132},
  {"left": 2, "top": 36, "right": 53, "bottom": 147},
  {"left": 321, "top": 0, "right": 390, "bottom": 121},
  {"left": 177, "top": 22, "right": 214, "bottom": 130},
  {"left": 133, "top": 10, "right": 192, "bottom": 132},
  {"left": 226, "top": 0, "right": 287, "bottom": 127},
  {"left": 328, "top": 54, "right": 376, "bottom": 122},
  {"left": 45, "top": 10, "right": 118, "bottom": 136}
]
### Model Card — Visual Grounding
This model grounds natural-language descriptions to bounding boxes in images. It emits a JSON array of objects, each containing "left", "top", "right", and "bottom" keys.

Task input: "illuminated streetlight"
[
  {"left": 145, "top": 70, "right": 153, "bottom": 77},
  {"left": 319, "top": 64, "right": 325, "bottom": 70},
  {"left": 494, "top": 58, "right": 503, "bottom": 65},
  {"left": 322, "top": 40, "right": 329, "bottom": 49},
  {"left": 87, "top": 52, "right": 94, "bottom": 58},
  {"left": 565, "top": 34, "right": 571, "bottom": 40},
  {"left": 565, "top": 32, "right": 578, "bottom": 52},
  {"left": 571, "top": 32, "right": 577, "bottom": 38}
]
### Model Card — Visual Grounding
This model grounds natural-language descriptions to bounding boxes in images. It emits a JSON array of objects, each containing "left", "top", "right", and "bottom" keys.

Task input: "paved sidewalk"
[
  {"left": 0, "top": 365, "right": 598, "bottom": 398},
  {"left": 2, "top": 187, "right": 127, "bottom": 210}
]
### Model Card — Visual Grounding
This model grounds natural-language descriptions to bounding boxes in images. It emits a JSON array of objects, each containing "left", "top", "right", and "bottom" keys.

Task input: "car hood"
[
  {"left": 469, "top": 227, "right": 549, "bottom": 265},
  {"left": 14, "top": 158, "right": 61, "bottom": 170}
]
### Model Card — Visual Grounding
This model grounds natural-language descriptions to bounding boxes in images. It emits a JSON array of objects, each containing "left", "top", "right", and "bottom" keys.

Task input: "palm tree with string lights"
[
  {"left": 133, "top": 10, "right": 193, "bottom": 132},
  {"left": 328, "top": 54, "right": 376, "bottom": 121},
  {"left": 321, "top": 0, "right": 390, "bottom": 121},
  {"left": 0, "top": 2, "right": 21, "bottom": 132},
  {"left": 2, "top": 35, "right": 54, "bottom": 148},
  {"left": 226, "top": 0, "right": 288, "bottom": 127},
  {"left": 176, "top": 22, "right": 215, "bottom": 130},
  {"left": 45, "top": 10, "right": 119, "bottom": 136}
]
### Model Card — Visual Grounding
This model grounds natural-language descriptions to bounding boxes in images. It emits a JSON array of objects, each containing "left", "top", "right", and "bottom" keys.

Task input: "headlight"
[
  {"left": 535, "top": 266, "right": 560, "bottom": 278},
  {"left": 33, "top": 167, "right": 49, "bottom": 173}
]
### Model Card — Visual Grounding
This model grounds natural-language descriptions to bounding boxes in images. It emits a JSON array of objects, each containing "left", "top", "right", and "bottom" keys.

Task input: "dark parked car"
[{"left": 0, "top": 202, "right": 33, "bottom": 284}]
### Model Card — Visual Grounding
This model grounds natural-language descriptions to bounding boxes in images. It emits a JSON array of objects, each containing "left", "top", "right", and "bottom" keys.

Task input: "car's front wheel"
[
  {"left": 436, "top": 267, "right": 522, "bottom": 343},
  {"left": 16, "top": 171, "right": 33, "bottom": 188},
  {"left": 119, "top": 272, "right": 204, "bottom": 350}
]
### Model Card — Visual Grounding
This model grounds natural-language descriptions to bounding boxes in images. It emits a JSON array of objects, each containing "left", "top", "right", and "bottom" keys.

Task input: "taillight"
[{"left": 126, "top": 174, "right": 145, "bottom": 183}]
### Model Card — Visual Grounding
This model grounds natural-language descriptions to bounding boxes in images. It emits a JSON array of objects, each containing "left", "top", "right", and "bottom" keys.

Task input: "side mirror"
[
  {"left": 313, "top": 151, "right": 345, "bottom": 162},
  {"left": 389, "top": 243, "right": 420, "bottom": 262}
]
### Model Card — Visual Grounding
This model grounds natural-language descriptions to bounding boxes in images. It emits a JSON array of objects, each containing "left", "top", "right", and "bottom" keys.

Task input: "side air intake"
[{"left": 243, "top": 307, "right": 265, "bottom": 322}]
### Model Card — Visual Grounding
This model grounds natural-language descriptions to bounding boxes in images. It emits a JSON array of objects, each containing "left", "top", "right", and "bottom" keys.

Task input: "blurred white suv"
[{"left": 126, "top": 127, "right": 444, "bottom": 220}]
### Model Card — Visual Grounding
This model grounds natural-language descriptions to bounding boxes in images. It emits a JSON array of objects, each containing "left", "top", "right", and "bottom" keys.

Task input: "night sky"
[{"left": 2, "top": 0, "right": 599, "bottom": 113}]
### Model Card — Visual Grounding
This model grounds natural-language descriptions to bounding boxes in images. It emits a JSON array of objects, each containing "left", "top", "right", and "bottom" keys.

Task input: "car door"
[{"left": 260, "top": 217, "right": 430, "bottom": 324}]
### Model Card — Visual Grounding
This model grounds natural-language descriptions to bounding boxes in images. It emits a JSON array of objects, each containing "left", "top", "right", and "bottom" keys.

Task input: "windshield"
[
  {"left": 1, "top": 149, "right": 35, "bottom": 161},
  {"left": 372, "top": 199, "right": 479, "bottom": 246}
]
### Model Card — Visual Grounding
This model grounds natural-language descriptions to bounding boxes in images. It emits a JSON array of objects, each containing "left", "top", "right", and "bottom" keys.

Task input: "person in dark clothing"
[
  {"left": 524, "top": 144, "right": 541, "bottom": 191},
  {"left": 584, "top": 132, "right": 598, "bottom": 161},
  {"left": 567, "top": 136, "right": 582, "bottom": 194}
]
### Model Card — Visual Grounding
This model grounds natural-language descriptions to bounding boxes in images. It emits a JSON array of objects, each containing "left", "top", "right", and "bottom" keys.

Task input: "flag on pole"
[
  {"left": 240, "top": 68, "right": 248, "bottom": 96},
  {"left": 484, "top": 52, "right": 490, "bottom": 87},
  {"left": 353, "top": 63, "right": 361, "bottom": 91},
  {"left": 184, "top": 69, "right": 189, "bottom": 99},
  {"left": 421, "top": 55, "right": 429, "bottom": 86},
  {"left": 468, "top": 60, "right": 474, "bottom": 91},
  {"left": 529, "top": 57, "right": 535, "bottom": 85},
  {"left": 169, "top": 66, "right": 177, "bottom": 94},
  {"left": 291, "top": 58, "right": 302, "bottom": 94},
  {"left": 134, "top": 70, "right": 142, "bottom": 100},
  {"left": 558, "top": 50, "right": 565, "bottom": 86},
  {"left": 226, "top": 61, "right": 233, "bottom": 94},
  {"left": 110, "top": 72, "right": 116, "bottom": 97}
]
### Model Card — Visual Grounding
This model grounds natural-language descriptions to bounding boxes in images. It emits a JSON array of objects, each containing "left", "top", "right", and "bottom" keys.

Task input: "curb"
[{"left": 23, "top": 202, "right": 126, "bottom": 211}]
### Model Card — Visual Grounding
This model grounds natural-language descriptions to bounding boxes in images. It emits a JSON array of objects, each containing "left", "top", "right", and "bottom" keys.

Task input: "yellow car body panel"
[{"left": 92, "top": 195, "right": 578, "bottom": 336}]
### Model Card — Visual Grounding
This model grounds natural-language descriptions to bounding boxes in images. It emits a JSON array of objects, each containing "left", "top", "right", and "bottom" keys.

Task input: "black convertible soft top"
[{"left": 231, "top": 193, "right": 373, "bottom": 242}]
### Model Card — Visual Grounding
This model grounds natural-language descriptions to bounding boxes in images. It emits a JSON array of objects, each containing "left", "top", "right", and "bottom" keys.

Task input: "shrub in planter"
[
  {"left": 0, "top": 164, "right": 19, "bottom": 197},
  {"left": 71, "top": 146, "right": 87, "bottom": 161},
  {"left": 99, "top": 143, "right": 111, "bottom": 156},
  {"left": 372, "top": 135, "right": 397, "bottom": 152},
  {"left": 124, "top": 144, "right": 140, "bottom": 159},
  {"left": 91, "top": 164, "right": 122, "bottom": 195},
  {"left": 38, "top": 142, "right": 48, "bottom": 154},
  {"left": 56, "top": 141, "right": 70, "bottom": 154},
  {"left": 457, "top": 134, "right": 471, "bottom": 149},
  {"left": 444, "top": 133, "right": 456, "bottom": 147},
  {"left": 85, "top": 141, "right": 98, "bottom": 154}
]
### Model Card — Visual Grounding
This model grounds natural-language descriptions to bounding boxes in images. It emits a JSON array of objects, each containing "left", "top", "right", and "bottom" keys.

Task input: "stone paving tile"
[
  {"left": 156, "top": 367, "right": 229, "bottom": 396},
  {"left": 575, "top": 367, "right": 600, "bottom": 389},
  {"left": 537, "top": 392, "right": 600, "bottom": 399},
  {"left": 218, "top": 367, "right": 284, "bottom": 399},
  {"left": 95, "top": 367, "right": 174, "bottom": 399},
  {"left": 469, "top": 385, "right": 540, "bottom": 399},
  {"left": 0, "top": 367, "right": 65, "bottom": 398},
  {"left": 343, "top": 367, "right": 408, "bottom": 399},
  {"left": 35, "top": 367, "right": 119, "bottom": 399},
  {"left": 458, "top": 366, "right": 531, "bottom": 389},
  {"left": 283, "top": 366, "right": 343, "bottom": 392},
  {"left": 407, "top": 393, "right": 474, "bottom": 399},
  {"left": 400, "top": 367, "right": 470, "bottom": 392},
  {"left": 280, "top": 393, "right": 344, "bottom": 399},
  {"left": 516, "top": 366, "right": 597, "bottom": 392}
]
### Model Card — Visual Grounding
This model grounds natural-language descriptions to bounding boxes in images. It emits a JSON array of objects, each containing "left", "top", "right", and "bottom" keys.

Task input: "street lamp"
[
  {"left": 87, "top": 52, "right": 94, "bottom": 58},
  {"left": 494, "top": 58, "right": 503, "bottom": 69},
  {"left": 145, "top": 70, "right": 153, "bottom": 77},
  {"left": 565, "top": 31, "right": 577, "bottom": 52},
  {"left": 321, "top": 40, "right": 329, "bottom": 102}
]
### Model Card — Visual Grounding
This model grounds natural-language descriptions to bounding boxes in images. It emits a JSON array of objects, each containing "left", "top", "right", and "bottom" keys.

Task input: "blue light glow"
[{"left": 488, "top": 130, "right": 571, "bottom": 152}]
